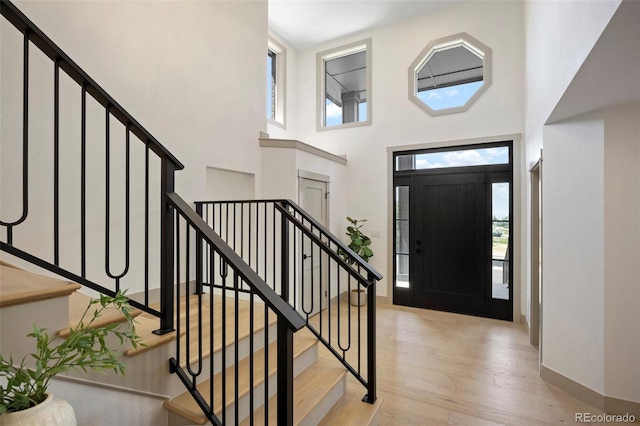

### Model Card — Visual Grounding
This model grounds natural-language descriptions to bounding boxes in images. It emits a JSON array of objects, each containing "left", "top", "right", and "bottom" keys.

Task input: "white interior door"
[{"left": 298, "top": 176, "right": 328, "bottom": 317}]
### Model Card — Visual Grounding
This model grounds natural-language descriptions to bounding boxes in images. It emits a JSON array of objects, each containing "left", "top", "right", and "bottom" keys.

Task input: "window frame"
[
  {"left": 316, "top": 38, "right": 372, "bottom": 131},
  {"left": 408, "top": 32, "right": 492, "bottom": 117},
  {"left": 268, "top": 36, "right": 287, "bottom": 128}
]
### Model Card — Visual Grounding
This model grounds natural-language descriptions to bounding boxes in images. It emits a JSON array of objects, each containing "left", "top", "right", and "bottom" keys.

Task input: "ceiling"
[
  {"left": 548, "top": 0, "right": 640, "bottom": 123},
  {"left": 268, "top": 1, "right": 453, "bottom": 50}
]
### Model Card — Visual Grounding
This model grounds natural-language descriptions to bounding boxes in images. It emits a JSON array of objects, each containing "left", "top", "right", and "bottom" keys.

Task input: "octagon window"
[{"left": 409, "top": 33, "right": 491, "bottom": 116}]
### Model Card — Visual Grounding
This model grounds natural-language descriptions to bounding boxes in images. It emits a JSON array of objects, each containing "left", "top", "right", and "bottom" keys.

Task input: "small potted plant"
[
  {"left": 340, "top": 217, "right": 373, "bottom": 306},
  {"left": 0, "top": 291, "right": 142, "bottom": 425}
]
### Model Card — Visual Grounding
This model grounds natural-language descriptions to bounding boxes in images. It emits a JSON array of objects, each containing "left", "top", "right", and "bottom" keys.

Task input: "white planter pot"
[
  {"left": 350, "top": 289, "right": 366, "bottom": 307},
  {"left": 0, "top": 393, "right": 76, "bottom": 426}
]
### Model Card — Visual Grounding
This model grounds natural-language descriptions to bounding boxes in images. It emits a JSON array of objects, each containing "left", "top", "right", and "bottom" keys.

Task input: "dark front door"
[
  {"left": 413, "top": 172, "right": 488, "bottom": 316},
  {"left": 392, "top": 142, "right": 513, "bottom": 321}
]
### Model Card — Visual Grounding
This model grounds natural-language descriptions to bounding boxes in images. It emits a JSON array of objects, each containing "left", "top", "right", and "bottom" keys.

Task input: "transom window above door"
[{"left": 395, "top": 145, "right": 508, "bottom": 171}]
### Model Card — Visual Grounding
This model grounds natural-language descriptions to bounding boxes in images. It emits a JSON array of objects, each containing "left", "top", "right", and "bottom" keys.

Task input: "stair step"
[
  {"left": 58, "top": 292, "right": 144, "bottom": 337},
  {"left": 126, "top": 295, "right": 278, "bottom": 359},
  {"left": 0, "top": 264, "right": 80, "bottom": 308},
  {"left": 240, "top": 358, "right": 347, "bottom": 426},
  {"left": 123, "top": 314, "right": 182, "bottom": 356},
  {"left": 318, "top": 387, "right": 383, "bottom": 426},
  {"left": 164, "top": 334, "right": 318, "bottom": 425}
]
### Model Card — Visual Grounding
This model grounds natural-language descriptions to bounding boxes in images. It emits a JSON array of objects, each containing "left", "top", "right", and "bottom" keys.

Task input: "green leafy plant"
[
  {"left": 0, "top": 291, "right": 142, "bottom": 414},
  {"left": 340, "top": 217, "right": 374, "bottom": 264}
]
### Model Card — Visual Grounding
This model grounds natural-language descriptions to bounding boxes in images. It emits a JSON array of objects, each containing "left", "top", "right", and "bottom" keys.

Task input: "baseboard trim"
[
  {"left": 52, "top": 374, "right": 169, "bottom": 401},
  {"left": 376, "top": 295, "right": 390, "bottom": 305},
  {"left": 541, "top": 365, "right": 640, "bottom": 417}
]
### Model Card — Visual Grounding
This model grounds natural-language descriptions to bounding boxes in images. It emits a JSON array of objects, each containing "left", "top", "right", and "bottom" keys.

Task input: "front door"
[
  {"left": 393, "top": 142, "right": 513, "bottom": 321},
  {"left": 413, "top": 172, "right": 487, "bottom": 316}
]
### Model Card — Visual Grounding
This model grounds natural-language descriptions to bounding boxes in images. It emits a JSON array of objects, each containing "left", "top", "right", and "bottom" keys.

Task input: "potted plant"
[
  {"left": 0, "top": 291, "right": 142, "bottom": 425},
  {"left": 340, "top": 217, "right": 374, "bottom": 306}
]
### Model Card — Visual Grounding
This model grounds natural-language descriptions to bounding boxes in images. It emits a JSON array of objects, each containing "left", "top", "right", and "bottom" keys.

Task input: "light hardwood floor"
[{"left": 318, "top": 301, "right": 619, "bottom": 426}]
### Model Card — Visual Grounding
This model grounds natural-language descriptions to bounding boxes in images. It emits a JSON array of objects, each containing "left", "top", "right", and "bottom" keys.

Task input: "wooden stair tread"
[
  {"left": 126, "top": 295, "right": 278, "bottom": 358},
  {"left": 241, "top": 358, "right": 347, "bottom": 426},
  {"left": 0, "top": 264, "right": 80, "bottom": 308},
  {"left": 318, "top": 388, "right": 383, "bottom": 426},
  {"left": 58, "top": 292, "right": 144, "bottom": 337},
  {"left": 164, "top": 335, "right": 318, "bottom": 425},
  {"left": 123, "top": 314, "right": 181, "bottom": 356}
]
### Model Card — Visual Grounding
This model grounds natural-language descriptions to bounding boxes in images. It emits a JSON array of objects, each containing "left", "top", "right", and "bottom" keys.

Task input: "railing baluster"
[
  {"left": 80, "top": 83, "right": 87, "bottom": 277},
  {"left": 53, "top": 59, "right": 59, "bottom": 265},
  {"left": 277, "top": 320, "right": 294, "bottom": 426},
  {"left": 195, "top": 203, "right": 204, "bottom": 295},
  {"left": 221, "top": 258, "right": 227, "bottom": 424},
  {"left": 249, "top": 290, "right": 254, "bottom": 425},
  {"left": 105, "top": 107, "right": 111, "bottom": 285},
  {"left": 175, "top": 215, "right": 181, "bottom": 365},
  {"left": 2, "top": 29, "right": 30, "bottom": 245},
  {"left": 234, "top": 272, "right": 239, "bottom": 424},
  {"left": 144, "top": 142, "right": 150, "bottom": 305},
  {"left": 264, "top": 301, "right": 269, "bottom": 423},
  {"left": 365, "top": 275, "right": 377, "bottom": 403},
  {"left": 209, "top": 248, "right": 215, "bottom": 419},
  {"left": 281, "top": 207, "right": 289, "bottom": 303}
]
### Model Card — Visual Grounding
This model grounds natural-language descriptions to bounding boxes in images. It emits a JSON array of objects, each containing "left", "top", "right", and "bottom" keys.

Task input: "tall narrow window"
[
  {"left": 267, "top": 37, "right": 286, "bottom": 127},
  {"left": 395, "top": 186, "right": 410, "bottom": 289},
  {"left": 491, "top": 182, "right": 510, "bottom": 300},
  {"left": 267, "top": 49, "right": 277, "bottom": 120},
  {"left": 317, "top": 39, "right": 371, "bottom": 130}
]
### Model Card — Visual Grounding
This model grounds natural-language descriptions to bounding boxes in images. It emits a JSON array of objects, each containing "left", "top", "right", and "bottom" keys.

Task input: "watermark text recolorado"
[{"left": 575, "top": 413, "right": 636, "bottom": 423}]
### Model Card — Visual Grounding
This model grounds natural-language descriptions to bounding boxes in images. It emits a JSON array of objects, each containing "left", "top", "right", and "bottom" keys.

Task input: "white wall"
[
  {"left": 526, "top": 0, "right": 640, "bottom": 405},
  {"left": 542, "top": 113, "right": 605, "bottom": 394},
  {"left": 50, "top": 377, "right": 168, "bottom": 426},
  {"left": 524, "top": 0, "right": 621, "bottom": 162},
  {"left": 1, "top": 1, "right": 268, "bottom": 292},
  {"left": 603, "top": 103, "right": 640, "bottom": 403},
  {"left": 523, "top": 0, "right": 620, "bottom": 325},
  {"left": 260, "top": 146, "right": 348, "bottom": 241},
  {"left": 288, "top": 0, "right": 525, "bottom": 299}
]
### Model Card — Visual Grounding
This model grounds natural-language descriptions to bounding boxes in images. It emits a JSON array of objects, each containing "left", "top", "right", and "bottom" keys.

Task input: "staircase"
[
  {"left": 0, "top": 1, "right": 383, "bottom": 424},
  {"left": 0, "top": 263, "right": 382, "bottom": 425}
]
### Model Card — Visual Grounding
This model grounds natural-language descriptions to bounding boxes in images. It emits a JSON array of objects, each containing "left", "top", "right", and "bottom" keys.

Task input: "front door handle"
[{"left": 303, "top": 254, "right": 312, "bottom": 260}]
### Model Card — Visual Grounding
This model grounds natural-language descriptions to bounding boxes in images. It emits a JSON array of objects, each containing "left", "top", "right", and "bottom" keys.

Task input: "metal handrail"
[
  {"left": 0, "top": 0, "right": 183, "bottom": 169},
  {"left": 195, "top": 198, "right": 381, "bottom": 404},
  {"left": 168, "top": 193, "right": 306, "bottom": 332},
  {"left": 167, "top": 193, "right": 305, "bottom": 425},
  {"left": 279, "top": 200, "right": 383, "bottom": 281}
]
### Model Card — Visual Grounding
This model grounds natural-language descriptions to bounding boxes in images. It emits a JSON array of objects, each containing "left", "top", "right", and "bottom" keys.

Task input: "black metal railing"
[
  {"left": 195, "top": 199, "right": 382, "bottom": 403},
  {"left": 0, "top": 0, "right": 182, "bottom": 333},
  {"left": 167, "top": 193, "right": 305, "bottom": 425}
]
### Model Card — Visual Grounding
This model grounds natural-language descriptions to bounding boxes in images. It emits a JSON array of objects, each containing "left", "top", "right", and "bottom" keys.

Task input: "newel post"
[
  {"left": 155, "top": 157, "right": 175, "bottom": 335},
  {"left": 364, "top": 273, "right": 377, "bottom": 403}
]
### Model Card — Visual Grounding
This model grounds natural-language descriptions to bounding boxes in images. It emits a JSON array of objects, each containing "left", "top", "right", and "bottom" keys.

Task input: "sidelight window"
[
  {"left": 394, "top": 186, "right": 410, "bottom": 289},
  {"left": 491, "top": 182, "right": 510, "bottom": 300}
]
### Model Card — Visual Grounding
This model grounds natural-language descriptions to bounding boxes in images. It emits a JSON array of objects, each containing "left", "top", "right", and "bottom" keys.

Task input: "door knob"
[{"left": 303, "top": 254, "right": 312, "bottom": 260}]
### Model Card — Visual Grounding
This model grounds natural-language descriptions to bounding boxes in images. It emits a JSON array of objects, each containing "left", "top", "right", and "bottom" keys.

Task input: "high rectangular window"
[
  {"left": 317, "top": 39, "right": 371, "bottom": 130},
  {"left": 267, "top": 37, "right": 286, "bottom": 127}
]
